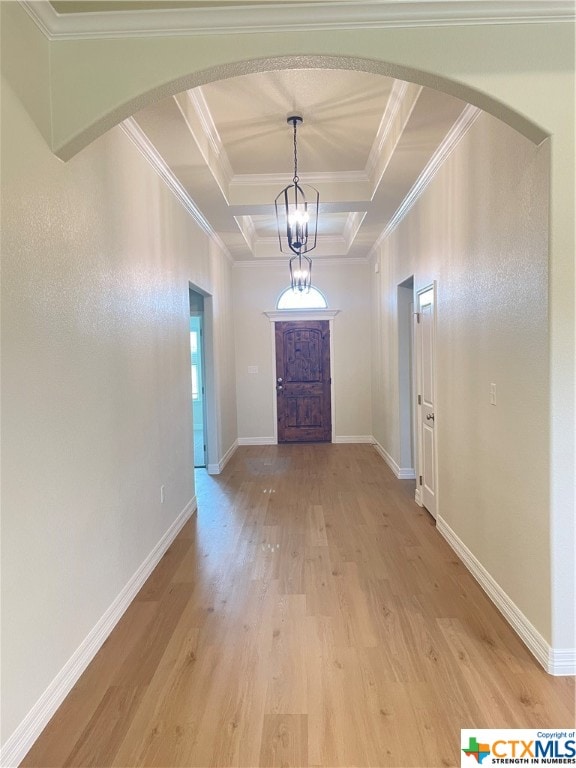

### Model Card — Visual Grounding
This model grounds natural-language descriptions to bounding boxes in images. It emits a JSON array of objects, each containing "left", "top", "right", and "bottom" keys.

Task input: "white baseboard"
[
  {"left": 372, "top": 439, "right": 416, "bottom": 479},
  {"left": 549, "top": 647, "right": 576, "bottom": 675},
  {"left": 207, "top": 439, "right": 238, "bottom": 474},
  {"left": 0, "top": 497, "right": 197, "bottom": 768},
  {"left": 415, "top": 487, "right": 423, "bottom": 506},
  {"left": 238, "top": 436, "right": 375, "bottom": 446},
  {"left": 436, "top": 515, "right": 576, "bottom": 676},
  {"left": 332, "top": 435, "right": 374, "bottom": 444},
  {"left": 237, "top": 437, "right": 276, "bottom": 446}
]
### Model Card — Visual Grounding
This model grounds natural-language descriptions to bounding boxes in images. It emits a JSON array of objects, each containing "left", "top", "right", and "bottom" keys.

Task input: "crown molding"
[
  {"left": 343, "top": 211, "right": 367, "bottom": 250},
  {"left": 120, "top": 117, "right": 233, "bottom": 263},
  {"left": 21, "top": 1, "right": 574, "bottom": 41},
  {"left": 185, "top": 88, "right": 234, "bottom": 189},
  {"left": 235, "top": 214, "right": 258, "bottom": 251},
  {"left": 187, "top": 88, "right": 221, "bottom": 160},
  {"left": 253, "top": 234, "right": 349, "bottom": 247},
  {"left": 365, "top": 80, "right": 409, "bottom": 181},
  {"left": 233, "top": 256, "right": 369, "bottom": 268},
  {"left": 366, "top": 81, "right": 422, "bottom": 195},
  {"left": 370, "top": 102, "right": 481, "bottom": 255},
  {"left": 229, "top": 169, "right": 370, "bottom": 188},
  {"left": 248, "top": 232, "right": 363, "bottom": 259}
]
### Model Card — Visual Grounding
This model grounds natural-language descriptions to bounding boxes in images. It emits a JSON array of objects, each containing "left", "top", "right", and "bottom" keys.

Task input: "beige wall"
[
  {"left": 7, "top": 4, "right": 569, "bottom": 651},
  {"left": 233, "top": 262, "right": 372, "bottom": 441},
  {"left": 371, "top": 111, "right": 551, "bottom": 639},
  {"left": 0, "top": 75, "right": 237, "bottom": 745}
]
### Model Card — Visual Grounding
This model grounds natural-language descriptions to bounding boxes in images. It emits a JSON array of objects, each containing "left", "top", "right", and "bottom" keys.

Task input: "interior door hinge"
[
  {"left": 419, "top": 475, "right": 423, "bottom": 485},
  {"left": 418, "top": 394, "right": 421, "bottom": 405},
  {"left": 414, "top": 312, "right": 420, "bottom": 324}
]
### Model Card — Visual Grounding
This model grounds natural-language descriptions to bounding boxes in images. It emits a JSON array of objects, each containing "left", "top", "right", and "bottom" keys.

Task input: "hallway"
[{"left": 22, "top": 445, "right": 574, "bottom": 768}]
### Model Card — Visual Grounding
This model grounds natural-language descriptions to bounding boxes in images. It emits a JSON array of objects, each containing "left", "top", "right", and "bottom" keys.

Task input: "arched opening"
[{"left": 54, "top": 55, "right": 548, "bottom": 161}]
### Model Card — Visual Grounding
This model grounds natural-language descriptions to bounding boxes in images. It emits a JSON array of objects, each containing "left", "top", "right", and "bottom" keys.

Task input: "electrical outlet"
[
  {"left": 490, "top": 383, "right": 497, "bottom": 405},
  {"left": 160, "top": 485, "right": 165, "bottom": 503}
]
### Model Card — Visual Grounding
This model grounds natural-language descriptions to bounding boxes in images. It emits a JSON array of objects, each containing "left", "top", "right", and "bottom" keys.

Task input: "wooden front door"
[{"left": 275, "top": 320, "right": 332, "bottom": 443}]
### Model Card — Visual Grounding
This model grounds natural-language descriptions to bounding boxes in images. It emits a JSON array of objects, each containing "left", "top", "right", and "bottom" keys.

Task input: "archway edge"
[{"left": 55, "top": 53, "right": 550, "bottom": 161}]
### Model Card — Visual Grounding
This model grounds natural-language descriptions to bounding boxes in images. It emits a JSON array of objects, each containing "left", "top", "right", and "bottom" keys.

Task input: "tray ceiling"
[{"left": 128, "top": 67, "right": 470, "bottom": 262}]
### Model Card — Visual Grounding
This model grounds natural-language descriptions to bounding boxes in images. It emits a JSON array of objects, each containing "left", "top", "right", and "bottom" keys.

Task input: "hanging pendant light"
[
  {"left": 275, "top": 115, "right": 319, "bottom": 293},
  {"left": 288, "top": 251, "right": 313, "bottom": 294}
]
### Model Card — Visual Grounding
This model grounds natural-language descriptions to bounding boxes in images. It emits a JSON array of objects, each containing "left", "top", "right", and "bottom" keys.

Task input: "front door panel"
[{"left": 275, "top": 320, "right": 331, "bottom": 443}]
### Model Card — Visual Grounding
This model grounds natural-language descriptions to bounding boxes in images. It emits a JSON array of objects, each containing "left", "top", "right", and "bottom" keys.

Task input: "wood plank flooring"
[{"left": 21, "top": 445, "right": 575, "bottom": 767}]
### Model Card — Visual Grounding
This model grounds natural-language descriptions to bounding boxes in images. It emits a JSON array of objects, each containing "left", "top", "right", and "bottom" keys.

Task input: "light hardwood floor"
[{"left": 22, "top": 445, "right": 575, "bottom": 767}]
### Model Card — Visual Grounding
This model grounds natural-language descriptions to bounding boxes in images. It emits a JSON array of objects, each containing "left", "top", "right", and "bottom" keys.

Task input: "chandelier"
[{"left": 274, "top": 115, "right": 319, "bottom": 293}]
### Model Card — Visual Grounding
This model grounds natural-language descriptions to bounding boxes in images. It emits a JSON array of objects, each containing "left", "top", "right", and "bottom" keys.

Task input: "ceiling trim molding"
[
  {"left": 253, "top": 234, "right": 349, "bottom": 248},
  {"left": 21, "top": 1, "right": 574, "bottom": 41},
  {"left": 229, "top": 170, "right": 370, "bottom": 188},
  {"left": 119, "top": 117, "right": 233, "bottom": 263},
  {"left": 367, "top": 81, "right": 422, "bottom": 196},
  {"left": 370, "top": 102, "right": 482, "bottom": 255},
  {"left": 233, "top": 257, "right": 368, "bottom": 268},
  {"left": 365, "top": 80, "right": 408, "bottom": 180},
  {"left": 343, "top": 211, "right": 368, "bottom": 250},
  {"left": 235, "top": 214, "right": 258, "bottom": 251},
  {"left": 185, "top": 88, "right": 234, "bottom": 188},
  {"left": 187, "top": 88, "right": 221, "bottom": 159}
]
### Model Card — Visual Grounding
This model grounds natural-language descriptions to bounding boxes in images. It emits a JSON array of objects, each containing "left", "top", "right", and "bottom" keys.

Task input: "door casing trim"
[{"left": 264, "top": 310, "right": 340, "bottom": 321}]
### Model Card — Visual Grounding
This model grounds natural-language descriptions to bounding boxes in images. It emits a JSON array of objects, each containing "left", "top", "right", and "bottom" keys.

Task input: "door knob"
[
  {"left": 277, "top": 385, "right": 283, "bottom": 392},
  {"left": 426, "top": 413, "right": 435, "bottom": 421},
  {"left": 277, "top": 377, "right": 283, "bottom": 383}
]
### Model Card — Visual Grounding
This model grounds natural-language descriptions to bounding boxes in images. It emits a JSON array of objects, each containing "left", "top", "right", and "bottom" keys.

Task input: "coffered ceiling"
[
  {"left": 25, "top": 3, "right": 569, "bottom": 261},
  {"left": 129, "top": 68, "right": 469, "bottom": 262}
]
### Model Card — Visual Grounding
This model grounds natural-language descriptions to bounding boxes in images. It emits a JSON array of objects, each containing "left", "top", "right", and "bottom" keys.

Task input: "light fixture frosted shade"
[{"left": 275, "top": 181, "right": 319, "bottom": 256}]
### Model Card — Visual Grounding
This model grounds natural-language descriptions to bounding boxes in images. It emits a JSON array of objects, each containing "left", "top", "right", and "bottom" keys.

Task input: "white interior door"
[{"left": 416, "top": 285, "right": 437, "bottom": 518}]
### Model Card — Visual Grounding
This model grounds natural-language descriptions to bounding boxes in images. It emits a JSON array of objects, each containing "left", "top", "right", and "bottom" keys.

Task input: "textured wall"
[
  {"left": 0, "top": 77, "right": 236, "bottom": 744},
  {"left": 371, "top": 111, "right": 551, "bottom": 640},
  {"left": 233, "top": 261, "right": 372, "bottom": 441},
  {"left": 3, "top": 0, "right": 573, "bottom": 658}
]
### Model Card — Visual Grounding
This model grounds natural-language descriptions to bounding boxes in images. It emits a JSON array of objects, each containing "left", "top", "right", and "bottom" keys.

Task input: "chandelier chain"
[{"left": 292, "top": 119, "right": 299, "bottom": 183}]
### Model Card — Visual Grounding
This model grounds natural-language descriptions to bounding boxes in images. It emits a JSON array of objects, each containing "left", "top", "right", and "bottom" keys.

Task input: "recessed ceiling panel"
[
  {"left": 196, "top": 70, "right": 394, "bottom": 175},
  {"left": 250, "top": 211, "right": 351, "bottom": 239}
]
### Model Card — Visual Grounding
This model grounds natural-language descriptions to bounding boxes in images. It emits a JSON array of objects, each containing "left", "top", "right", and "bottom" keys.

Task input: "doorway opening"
[
  {"left": 189, "top": 288, "right": 207, "bottom": 469},
  {"left": 398, "top": 276, "right": 416, "bottom": 479}
]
